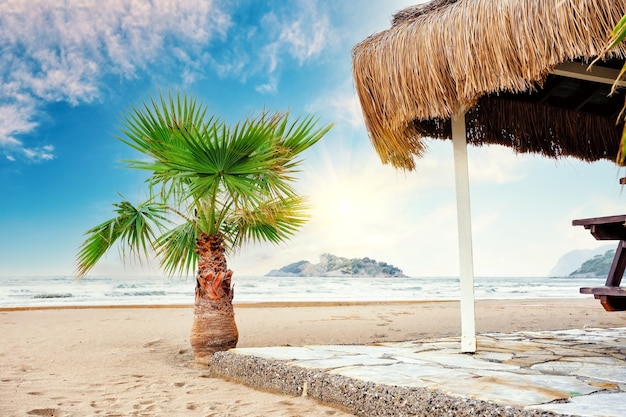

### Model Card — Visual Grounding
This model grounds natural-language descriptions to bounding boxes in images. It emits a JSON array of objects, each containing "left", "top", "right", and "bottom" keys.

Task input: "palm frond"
[
  {"left": 276, "top": 113, "right": 334, "bottom": 158},
  {"left": 609, "top": 13, "right": 626, "bottom": 50},
  {"left": 226, "top": 195, "right": 310, "bottom": 251},
  {"left": 128, "top": 103, "right": 330, "bottom": 243},
  {"left": 75, "top": 217, "right": 118, "bottom": 277},
  {"left": 156, "top": 221, "right": 199, "bottom": 276},
  {"left": 594, "top": 12, "right": 626, "bottom": 163},
  {"left": 75, "top": 199, "right": 170, "bottom": 277},
  {"left": 118, "top": 92, "right": 214, "bottom": 179}
]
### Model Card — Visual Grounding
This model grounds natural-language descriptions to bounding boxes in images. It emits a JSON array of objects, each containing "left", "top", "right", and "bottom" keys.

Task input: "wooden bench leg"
[
  {"left": 605, "top": 240, "right": 626, "bottom": 287},
  {"left": 597, "top": 295, "right": 626, "bottom": 311},
  {"left": 595, "top": 240, "right": 626, "bottom": 311}
]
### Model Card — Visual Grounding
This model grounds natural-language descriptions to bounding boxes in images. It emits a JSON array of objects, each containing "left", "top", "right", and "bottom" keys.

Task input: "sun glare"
[
  {"left": 338, "top": 199, "right": 351, "bottom": 214},
  {"left": 295, "top": 138, "right": 428, "bottom": 260},
  {"left": 320, "top": 187, "right": 365, "bottom": 223},
  {"left": 304, "top": 160, "right": 395, "bottom": 251}
]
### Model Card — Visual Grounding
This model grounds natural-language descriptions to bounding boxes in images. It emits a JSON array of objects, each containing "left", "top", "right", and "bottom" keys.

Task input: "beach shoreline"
[
  {"left": 2, "top": 298, "right": 624, "bottom": 416},
  {"left": 1, "top": 298, "right": 459, "bottom": 311}
]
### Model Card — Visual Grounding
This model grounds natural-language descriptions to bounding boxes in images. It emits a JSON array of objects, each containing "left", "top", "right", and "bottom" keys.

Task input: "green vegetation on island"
[
  {"left": 266, "top": 253, "right": 408, "bottom": 277},
  {"left": 569, "top": 249, "right": 615, "bottom": 278}
]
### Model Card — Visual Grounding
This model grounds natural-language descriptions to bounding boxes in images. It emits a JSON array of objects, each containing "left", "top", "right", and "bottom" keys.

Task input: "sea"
[{"left": 0, "top": 275, "right": 603, "bottom": 309}]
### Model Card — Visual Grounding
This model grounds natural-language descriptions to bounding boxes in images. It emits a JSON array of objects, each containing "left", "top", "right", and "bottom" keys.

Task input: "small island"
[
  {"left": 266, "top": 253, "right": 408, "bottom": 278},
  {"left": 569, "top": 249, "right": 615, "bottom": 278}
]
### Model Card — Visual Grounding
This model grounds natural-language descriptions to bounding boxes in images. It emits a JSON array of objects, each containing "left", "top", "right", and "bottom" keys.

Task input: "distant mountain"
[
  {"left": 569, "top": 249, "right": 615, "bottom": 278},
  {"left": 266, "top": 253, "right": 408, "bottom": 278},
  {"left": 549, "top": 245, "right": 613, "bottom": 277}
]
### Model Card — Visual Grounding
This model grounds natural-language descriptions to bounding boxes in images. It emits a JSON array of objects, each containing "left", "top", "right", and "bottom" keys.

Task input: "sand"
[{"left": 1, "top": 298, "right": 624, "bottom": 416}]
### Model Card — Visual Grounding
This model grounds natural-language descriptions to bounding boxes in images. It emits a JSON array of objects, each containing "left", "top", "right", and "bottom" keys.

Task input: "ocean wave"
[
  {"left": 0, "top": 275, "right": 608, "bottom": 308},
  {"left": 105, "top": 291, "right": 168, "bottom": 297},
  {"left": 33, "top": 293, "right": 73, "bottom": 299}
]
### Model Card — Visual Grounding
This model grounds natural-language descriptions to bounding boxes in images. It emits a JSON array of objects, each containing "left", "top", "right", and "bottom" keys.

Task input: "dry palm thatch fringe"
[
  {"left": 413, "top": 97, "right": 622, "bottom": 161},
  {"left": 352, "top": 0, "right": 626, "bottom": 170}
]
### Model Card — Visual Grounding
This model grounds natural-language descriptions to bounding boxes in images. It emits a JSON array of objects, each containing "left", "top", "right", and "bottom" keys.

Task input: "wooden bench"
[{"left": 573, "top": 215, "right": 626, "bottom": 311}]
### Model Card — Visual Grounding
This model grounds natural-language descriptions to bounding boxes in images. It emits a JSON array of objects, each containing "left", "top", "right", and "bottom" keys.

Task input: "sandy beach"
[{"left": 1, "top": 298, "right": 624, "bottom": 416}]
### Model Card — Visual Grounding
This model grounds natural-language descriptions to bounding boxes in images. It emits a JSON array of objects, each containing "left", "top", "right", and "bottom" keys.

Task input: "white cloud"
[
  {"left": 259, "top": 2, "right": 330, "bottom": 65},
  {"left": 0, "top": 99, "right": 49, "bottom": 161},
  {"left": 0, "top": 0, "right": 230, "bottom": 160},
  {"left": 248, "top": 1, "right": 331, "bottom": 94},
  {"left": 278, "top": 10, "right": 329, "bottom": 63},
  {"left": 21, "top": 144, "right": 55, "bottom": 162},
  {"left": 263, "top": 42, "right": 280, "bottom": 75},
  {"left": 0, "top": 100, "right": 37, "bottom": 145},
  {"left": 255, "top": 76, "right": 278, "bottom": 94},
  {"left": 308, "top": 87, "right": 364, "bottom": 129}
]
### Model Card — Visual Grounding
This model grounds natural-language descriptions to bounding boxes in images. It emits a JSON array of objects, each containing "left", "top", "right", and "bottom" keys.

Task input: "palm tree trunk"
[{"left": 190, "top": 232, "right": 238, "bottom": 365}]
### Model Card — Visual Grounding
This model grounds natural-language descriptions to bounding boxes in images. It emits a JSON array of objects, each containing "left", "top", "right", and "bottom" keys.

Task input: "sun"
[
  {"left": 295, "top": 138, "right": 419, "bottom": 254},
  {"left": 304, "top": 164, "right": 387, "bottom": 250},
  {"left": 338, "top": 199, "right": 351, "bottom": 215},
  {"left": 317, "top": 187, "right": 364, "bottom": 226}
]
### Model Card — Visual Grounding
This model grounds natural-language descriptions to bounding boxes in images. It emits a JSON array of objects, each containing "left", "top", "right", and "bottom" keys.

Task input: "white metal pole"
[{"left": 451, "top": 112, "right": 477, "bottom": 353}]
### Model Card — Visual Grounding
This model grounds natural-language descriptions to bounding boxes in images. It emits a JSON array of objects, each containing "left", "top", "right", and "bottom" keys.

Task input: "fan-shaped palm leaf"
[
  {"left": 227, "top": 195, "right": 310, "bottom": 249},
  {"left": 156, "top": 221, "right": 199, "bottom": 276},
  {"left": 75, "top": 200, "right": 170, "bottom": 276}
]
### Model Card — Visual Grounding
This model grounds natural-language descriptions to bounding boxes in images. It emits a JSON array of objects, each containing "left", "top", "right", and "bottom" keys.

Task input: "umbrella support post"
[{"left": 452, "top": 113, "right": 477, "bottom": 353}]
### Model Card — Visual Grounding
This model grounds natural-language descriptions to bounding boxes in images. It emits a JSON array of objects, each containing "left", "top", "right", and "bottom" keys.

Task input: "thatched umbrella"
[{"left": 352, "top": 0, "right": 626, "bottom": 352}]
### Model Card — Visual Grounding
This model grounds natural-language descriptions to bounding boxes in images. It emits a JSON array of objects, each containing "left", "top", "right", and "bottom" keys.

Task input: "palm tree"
[{"left": 75, "top": 92, "right": 332, "bottom": 365}]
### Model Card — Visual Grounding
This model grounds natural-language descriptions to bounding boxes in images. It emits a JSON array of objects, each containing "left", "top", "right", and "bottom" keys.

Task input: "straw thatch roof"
[{"left": 352, "top": 0, "right": 626, "bottom": 170}]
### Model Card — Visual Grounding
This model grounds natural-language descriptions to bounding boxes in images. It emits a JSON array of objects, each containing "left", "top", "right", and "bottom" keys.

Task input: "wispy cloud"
[
  {"left": 255, "top": 76, "right": 279, "bottom": 95},
  {"left": 0, "top": 0, "right": 230, "bottom": 162},
  {"left": 0, "top": 97, "right": 41, "bottom": 162},
  {"left": 276, "top": 2, "right": 329, "bottom": 64},
  {"left": 221, "top": 0, "right": 332, "bottom": 93},
  {"left": 23, "top": 145, "right": 55, "bottom": 162},
  {"left": 0, "top": 101, "right": 37, "bottom": 146},
  {"left": 308, "top": 86, "right": 364, "bottom": 129}
]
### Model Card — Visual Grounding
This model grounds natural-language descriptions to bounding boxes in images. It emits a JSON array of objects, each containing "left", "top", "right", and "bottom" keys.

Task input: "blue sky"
[{"left": 0, "top": 0, "right": 624, "bottom": 279}]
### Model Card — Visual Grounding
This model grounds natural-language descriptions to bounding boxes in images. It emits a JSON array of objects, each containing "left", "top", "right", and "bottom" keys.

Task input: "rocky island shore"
[{"left": 266, "top": 253, "right": 408, "bottom": 278}]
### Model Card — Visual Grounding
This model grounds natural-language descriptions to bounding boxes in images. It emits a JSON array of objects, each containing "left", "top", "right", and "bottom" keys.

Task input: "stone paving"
[{"left": 211, "top": 327, "right": 626, "bottom": 417}]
